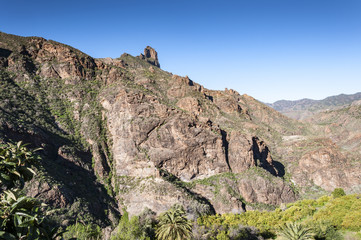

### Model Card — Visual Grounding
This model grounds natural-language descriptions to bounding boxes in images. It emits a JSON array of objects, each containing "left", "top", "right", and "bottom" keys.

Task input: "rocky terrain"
[
  {"left": 304, "top": 101, "right": 361, "bottom": 193},
  {"left": 0, "top": 31, "right": 360, "bottom": 230}
]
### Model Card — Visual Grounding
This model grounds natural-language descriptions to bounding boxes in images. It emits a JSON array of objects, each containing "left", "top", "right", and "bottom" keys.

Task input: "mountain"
[
  {"left": 0, "top": 32, "right": 360, "bottom": 231},
  {"left": 306, "top": 100, "right": 361, "bottom": 192},
  {"left": 268, "top": 92, "right": 361, "bottom": 120}
]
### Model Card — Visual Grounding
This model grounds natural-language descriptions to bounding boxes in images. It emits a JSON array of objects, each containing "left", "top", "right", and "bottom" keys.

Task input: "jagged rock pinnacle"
[{"left": 138, "top": 46, "right": 160, "bottom": 68}]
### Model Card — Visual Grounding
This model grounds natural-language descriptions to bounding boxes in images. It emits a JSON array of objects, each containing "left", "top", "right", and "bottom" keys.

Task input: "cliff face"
[
  {"left": 0, "top": 32, "right": 359, "bottom": 226},
  {"left": 302, "top": 103, "right": 361, "bottom": 193}
]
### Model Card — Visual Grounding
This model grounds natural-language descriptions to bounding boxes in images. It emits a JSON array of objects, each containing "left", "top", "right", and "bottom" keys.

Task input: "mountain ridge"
[
  {"left": 267, "top": 92, "right": 361, "bottom": 120},
  {"left": 0, "top": 31, "right": 360, "bottom": 233}
]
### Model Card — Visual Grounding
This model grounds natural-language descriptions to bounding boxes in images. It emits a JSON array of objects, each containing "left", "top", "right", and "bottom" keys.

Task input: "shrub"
[
  {"left": 313, "top": 194, "right": 361, "bottom": 231},
  {"left": 311, "top": 221, "right": 342, "bottom": 240},
  {"left": 111, "top": 208, "right": 149, "bottom": 240},
  {"left": 332, "top": 188, "right": 346, "bottom": 198},
  {"left": 63, "top": 222, "right": 102, "bottom": 240}
]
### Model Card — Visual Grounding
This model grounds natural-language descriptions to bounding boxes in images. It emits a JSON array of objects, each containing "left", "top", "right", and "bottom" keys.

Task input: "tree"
[
  {"left": 331, "top": 188, "right": 346, "bottom": 198},
  {"left": 156, "top": 205, "right": 192, "bottom": 240},
  {"left": 111, "top": 208, "right": 149, "bottom": 240},
  {"left": 279, "top": 222, "right": 314, "bottom": 240},
  {"left": 0, "top": 141, "right": 63, "bottom": 239}
]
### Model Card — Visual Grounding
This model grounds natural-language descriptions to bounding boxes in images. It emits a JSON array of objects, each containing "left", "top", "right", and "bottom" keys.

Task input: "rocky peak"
[{"left": 138, "top": 46, "right": 160, "bottom": 68}]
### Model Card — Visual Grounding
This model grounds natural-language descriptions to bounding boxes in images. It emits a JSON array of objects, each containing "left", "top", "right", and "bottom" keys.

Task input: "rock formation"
[
  {"left": 0, "top": 31, "right": 360, "bottom": 228},
  {"left": 138, "top": 46, "right": 160, "bottom": 67}
]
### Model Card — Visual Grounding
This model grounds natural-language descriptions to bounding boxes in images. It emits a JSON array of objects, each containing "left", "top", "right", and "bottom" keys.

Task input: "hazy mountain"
[{"left": 267, "top": 92, "right": 361, "bottom": 120}]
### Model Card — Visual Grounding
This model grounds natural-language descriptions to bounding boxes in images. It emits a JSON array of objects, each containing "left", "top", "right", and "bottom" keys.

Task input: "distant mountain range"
[{"left": 267, "top": 92, "right": 361, "bottom": 120}]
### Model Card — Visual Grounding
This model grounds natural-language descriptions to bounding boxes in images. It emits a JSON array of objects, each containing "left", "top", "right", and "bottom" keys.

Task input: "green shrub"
[
  {"left": 111, "top": 208, "right": 150, "bottom": 240},
  {"left": 198, "top": 193, "right": 361, "bottom": 238},
  {"left": 64, "top": 222, "right": 102, "bottom": 240},
  {"left": 332, "top": 188, "right": 346, "bottom": 198},
  {"left": 311, "top": 221, "right": 342, "bottom": 240},
  {"left": 216, "top": 230, "right": 229, "bottom": 240},
  {"left": 313, "top": 194, "right": 361, "bottom": 231}
]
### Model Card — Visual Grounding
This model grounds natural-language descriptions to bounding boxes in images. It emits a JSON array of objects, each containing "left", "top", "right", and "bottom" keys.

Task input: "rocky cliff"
[{"left": 0, "top": 32, "right": 360, "bottom": 229}]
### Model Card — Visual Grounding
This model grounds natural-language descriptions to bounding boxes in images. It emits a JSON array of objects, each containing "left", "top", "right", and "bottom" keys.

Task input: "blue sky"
[{"left": 2, "top": 0, "right": 361, "bottom": 103}]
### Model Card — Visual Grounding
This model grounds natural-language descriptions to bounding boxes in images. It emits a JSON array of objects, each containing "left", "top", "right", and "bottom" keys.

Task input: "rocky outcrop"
[
  {"left": 227, "top": 133, "right": 277, "bottom": 175},
  {"left": 176, "top": 97, "right": 201, "bottom": 114},
  {"left": 138, "top": 46, "right": 160, "bottom": 67},
  {"left": 292, "top": 140, "right": 360, "bottom": 192},
  {"left": 101, "top": 86, "right": 229, "bottom": 181},
  {"left": 192, "top": 170, "right": 296, "bottom": 214},
  {"left": 237, "top": 175, "right": 296, "bottom": 207},
  {"left": 100, "top": 81, "right": 281, "bottom": 183}
]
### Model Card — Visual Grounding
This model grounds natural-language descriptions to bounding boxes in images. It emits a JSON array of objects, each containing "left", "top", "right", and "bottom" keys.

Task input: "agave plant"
[
  {"left": 156, "top": 205, "right": 192, "bottom": 240},
  {"left": 279, "top": 222, "right": 314, "bottom": 240}
]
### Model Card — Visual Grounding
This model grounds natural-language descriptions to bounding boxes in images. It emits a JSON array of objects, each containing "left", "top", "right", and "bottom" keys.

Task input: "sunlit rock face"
[{"left": 1, "top": 32, "right": 360, "bottom": 220}]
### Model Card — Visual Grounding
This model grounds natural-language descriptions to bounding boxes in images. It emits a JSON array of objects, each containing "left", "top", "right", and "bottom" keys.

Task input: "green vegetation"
[
  {"left": 156, "top": 205, "right": 192, "bottom": 240},
  {"left": 0, "top": 71, "right": 62, "bottom": 138},
  {"left": 197, "top": 194, "right": 361, "bottom": 239},
  {"left": 278, "top": 222, "right": 314, "bottom": 240},
  {"left": 111, "top": 208, "right": 155, "bottom": 240},
  {"left": 332, "top": 188, "right": 346, "bottom": 198},
  {"left": 0, "top": 65, "right": 115, "bottom": 225},
  {"left": 71, "top": 192, "right": 360, "bottom": 239},
  {"left": 0, "top": 141, "right": 40, "bottom": 189},
  {"left": 0, "top": 141, "right": 63, "bottom": 239},
  {"left": 63, "top": 222, "right": 102, "bottom": 240}
]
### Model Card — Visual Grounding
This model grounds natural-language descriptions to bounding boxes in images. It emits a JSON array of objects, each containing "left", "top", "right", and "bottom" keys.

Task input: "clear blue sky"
[{"left": 2, "top": 0, "right": 361, "bottom": 103}]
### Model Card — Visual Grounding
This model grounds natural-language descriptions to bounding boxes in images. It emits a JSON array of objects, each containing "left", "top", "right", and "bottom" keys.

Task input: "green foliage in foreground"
[
  {"left": 62, "top": 193, "right": 359, "bottom": 240},
  {"left": 0, "top": 141, "right": 63, "bottom": 239},
  {"left": 0, "top": 141, "right": 40, "bottom": 189},
  {"left": 198, "top": 194, "right": 361, "bottom": 238},
  {"left": 278, "top": 222, "right": 314, "bottom": 240}
]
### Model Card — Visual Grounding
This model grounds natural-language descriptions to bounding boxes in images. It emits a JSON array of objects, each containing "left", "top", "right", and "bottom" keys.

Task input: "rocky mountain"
[
  {"left": 0, "top": 31, "right": 360, "bottom": 231},
  {"left": 268, "top": 92, "right": 361, "bottom": 120},
  {"left": 305, "top": 100, "right": 361, "bottom": 194}
]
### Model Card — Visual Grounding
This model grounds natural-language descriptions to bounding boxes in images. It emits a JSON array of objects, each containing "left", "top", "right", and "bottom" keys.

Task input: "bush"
[
  {"left": 197, "top": 193, "right": 361, "bottom": 238},
  {"left": 111, "top": 208, "right": 150, "bottom": 240},
  {"left": 311, "top": 221, "right": 342, "bottom": 240},
  {"left": 63, "top": 222, "right": 102, "bottom": 240},
  {"left": 313, "top": 194, "right": 361, "bottom": 231},
  {"left": 332, "top": 188, "right": 346, "bottom": 198}
]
